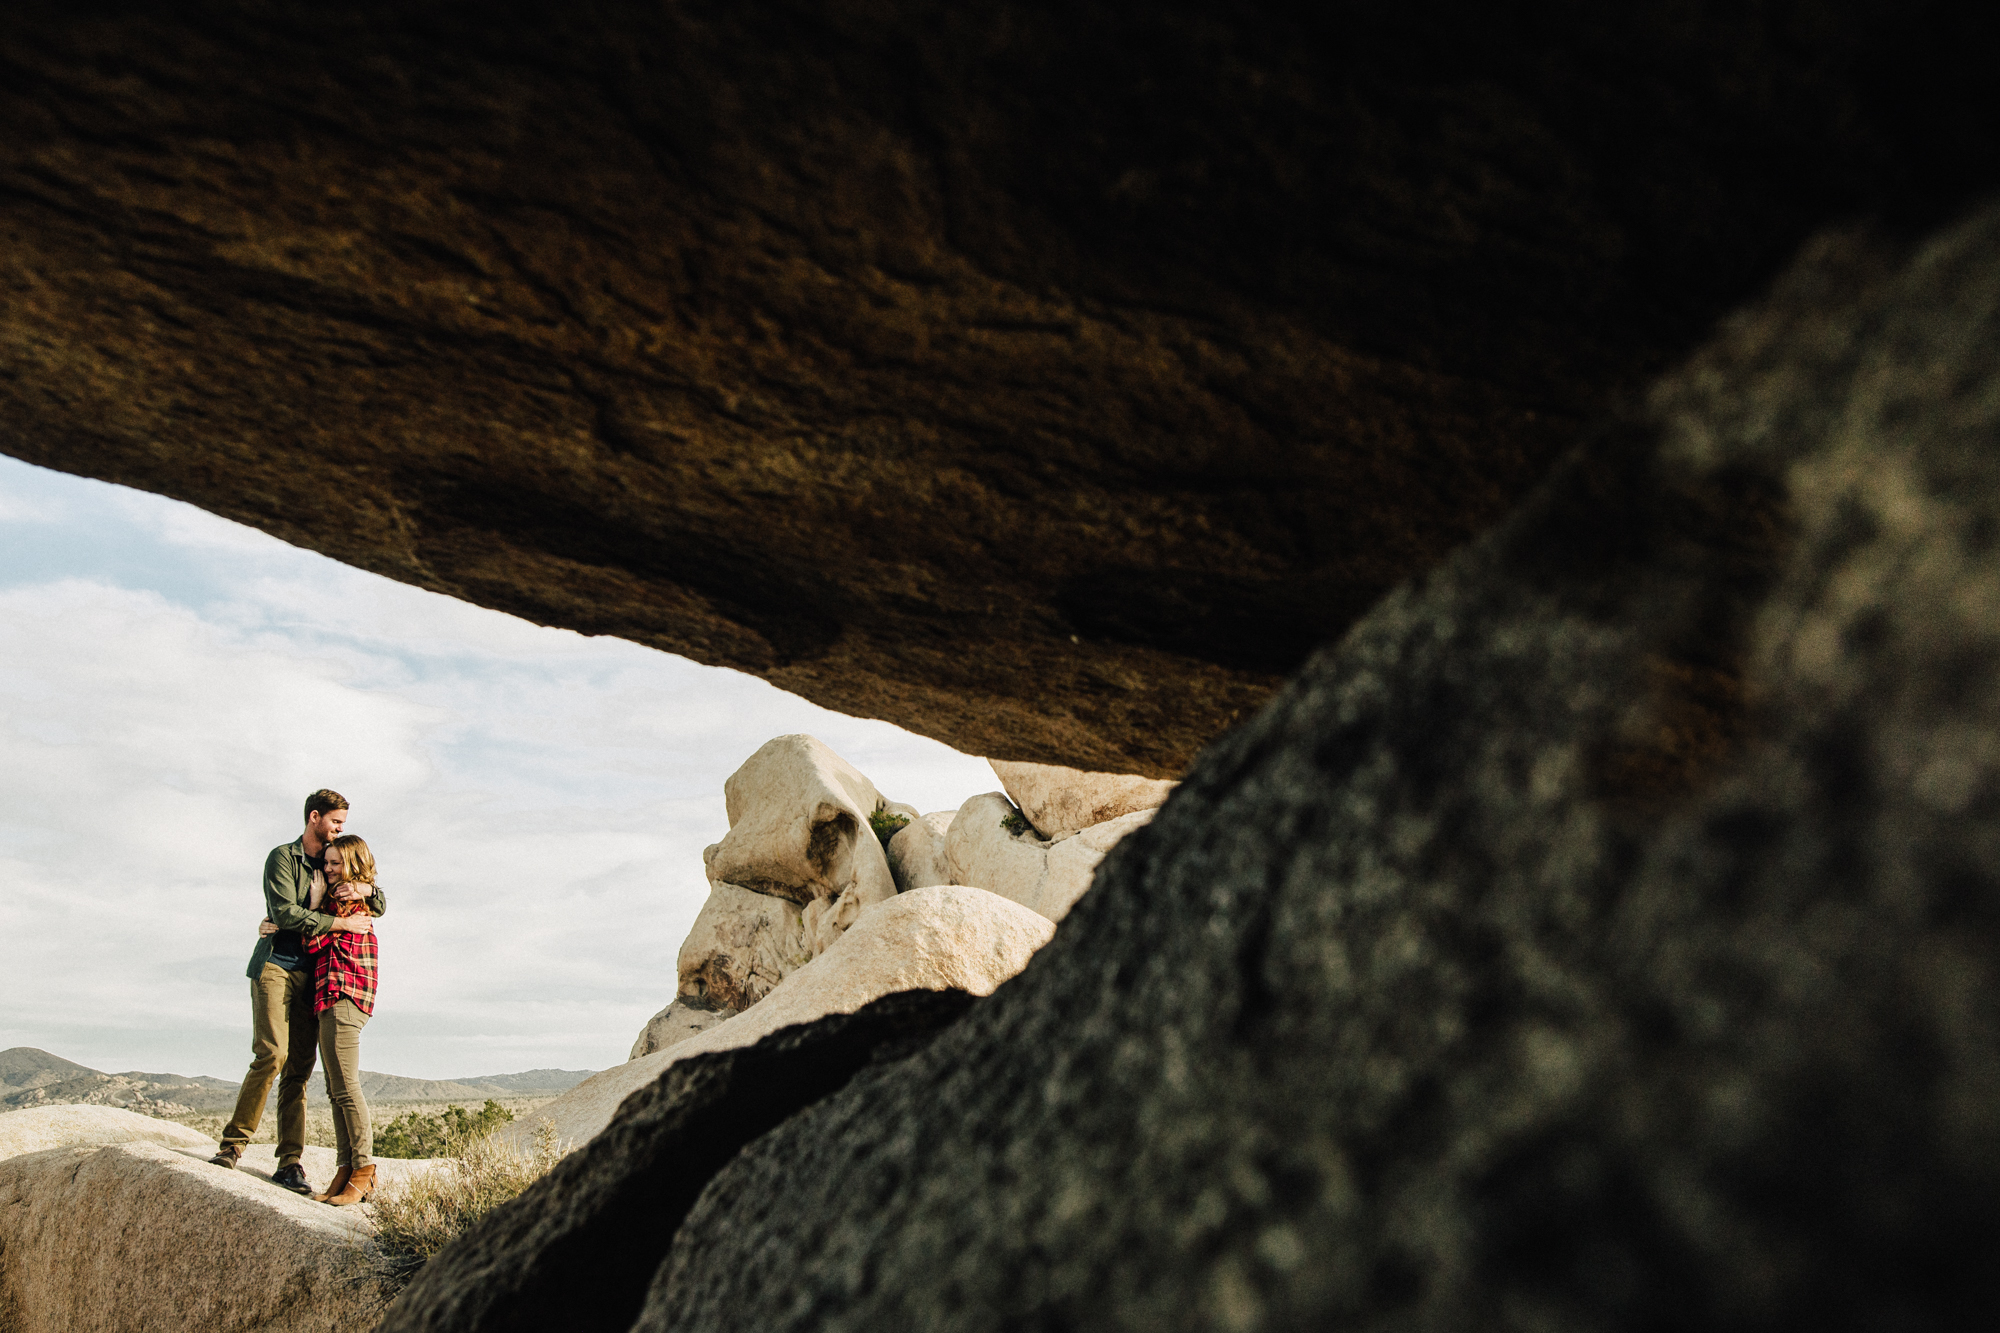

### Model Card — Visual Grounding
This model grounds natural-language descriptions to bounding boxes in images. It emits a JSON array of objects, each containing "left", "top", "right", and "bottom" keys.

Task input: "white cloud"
[
  {"left": 106, "top": 484, "right": 292, "bottom": 556},
  {"left": 0, "top": 458, "right": 1000, "bottom": 1081}
]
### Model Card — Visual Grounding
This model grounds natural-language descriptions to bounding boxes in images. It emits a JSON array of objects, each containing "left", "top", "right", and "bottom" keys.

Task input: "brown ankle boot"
[
  {"left": 311, "top": 1165, "right": 352, "bottom": 1203},
  {"left": 324, "top": 1163, "right": 376, "bottom": 1206}
]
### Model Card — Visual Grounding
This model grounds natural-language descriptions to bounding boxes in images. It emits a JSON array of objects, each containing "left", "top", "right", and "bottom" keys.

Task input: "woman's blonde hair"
[{"left": 327, "top": 833, "right": 378, "bottom": 886}]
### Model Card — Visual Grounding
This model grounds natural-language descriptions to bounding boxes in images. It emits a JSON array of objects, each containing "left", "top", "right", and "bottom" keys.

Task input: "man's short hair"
[{"left": 304, "top": 789, "right": 349, "bottom": 822}]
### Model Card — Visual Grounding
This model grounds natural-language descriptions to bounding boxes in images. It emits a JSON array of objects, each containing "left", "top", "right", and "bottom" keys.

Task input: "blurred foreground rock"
[
  {"left": 410, "top": 207, "right": 2000, "bottom": 1331},
  {"left": 634, "top": 209, "right": 2000, "bottom": 1333},
  {"left": 383, "top": 990, "right": 979, "bottom": 1333}
]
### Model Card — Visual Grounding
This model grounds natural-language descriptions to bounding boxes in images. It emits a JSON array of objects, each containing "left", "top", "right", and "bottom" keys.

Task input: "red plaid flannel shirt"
[{"left": 306, "top": 890, "right": 378, "bottom": 1017}]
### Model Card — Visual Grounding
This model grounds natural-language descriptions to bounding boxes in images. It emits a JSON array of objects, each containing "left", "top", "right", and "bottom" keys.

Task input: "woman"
[{"left": 304, "top": 833, "right": 381, "bottom": 1205}]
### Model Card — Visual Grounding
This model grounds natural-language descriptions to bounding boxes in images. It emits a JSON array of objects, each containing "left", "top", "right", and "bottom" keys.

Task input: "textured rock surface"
[
  {"left": 707, "top": 735, "right": 896, "bottom": 913},
  {"left": 0, "top": 1103, "right": 213, "bottom": 1160},
  {"left": 885, "top": 811, "right": 955, "bottom": 893},
  {"left": 0, "top": 1105, "right": 437, "bottom": 1332},
  {"left": 800, "top": 890, "right": 863, "bottom": 957},
  {"left": 628, "top": 1000, "right": 728, "bottom": 1063},
  {"left": 0, "top": 1102, "right": 437, "bottom": 1195},
  {"left": 708, "top": 887, "right": 1055, "bottom": 1042},
  {"left": 379, "top": 990, "right": 980, "bottom": 1333},
  {"left": 1035, "top": 811, "right": 1158, "bottom": 921},
  {"left": 5, "top": 2, "right": 1994, "bottom": 773},
  {"left": 501, "top": 887, "right": 1051, "bottom": 1153},
  {"left": 673, "top": 883, "right": 809, "bottom": 1012},
  {"left": 606, "top": 212, "right": 2000, "bottom": 1330},
  {"left": 989, "top": 759, "right": 1177, "bottom": 840},
  {"left": 945, "top": 792, "right": 1155, "bottom": 921}
]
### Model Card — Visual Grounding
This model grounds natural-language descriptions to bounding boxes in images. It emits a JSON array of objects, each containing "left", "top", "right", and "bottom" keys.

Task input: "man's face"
[{"left": 307, "top": 807, "right": 348, "bottom": 848}]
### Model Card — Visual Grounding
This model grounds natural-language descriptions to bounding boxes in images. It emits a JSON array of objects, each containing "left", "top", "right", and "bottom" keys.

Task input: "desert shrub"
[
  {"left": 868, "top": 808, "right": 910, "bottom": 845},
  {"left": 369, "top": 1117, "right": 561, "bottom": 1283},
  {"left": 375, "top": 1099, "right": 514, "bottom": 1159},
  {"left": 1000, "top": 810, "right": 1033, "bottom": 836}
]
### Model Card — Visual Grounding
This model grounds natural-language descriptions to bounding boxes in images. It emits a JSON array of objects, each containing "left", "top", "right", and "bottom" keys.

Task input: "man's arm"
[{"left": 263, "top": 847, "right": 338, "bottom": 937}]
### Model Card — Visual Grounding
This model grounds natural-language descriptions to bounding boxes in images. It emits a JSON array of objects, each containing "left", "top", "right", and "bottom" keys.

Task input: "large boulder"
[
  {"left": 945, "top": 792, "right": 1156, "bottom": 921},
  {"left": 628, "top": 1000, "right": 728, "bottom": 1062},
  {"left": 673, "top": 882, "right": 809, "bottom": 1013},
  {"left": 584, "top": 211, "right": 2000, "bottom": 1330},
  {"left": 0, "top": 1105, "right": 438, "bottom": 1332},
  {"left": 705, "top": 736, "right": 897, "bottom": 933},
  {"left": 0, "top": 1103, "right": 214, "bottom": 1159},
  {"left": 885, "top": 811, "right": 955, "bottom": 893},
  {"left": 499, "top": 887, "right": 1053, "bottom": 1153},
  {"left": 989, "top": 759, "right": 1177, "bottom": 840}
]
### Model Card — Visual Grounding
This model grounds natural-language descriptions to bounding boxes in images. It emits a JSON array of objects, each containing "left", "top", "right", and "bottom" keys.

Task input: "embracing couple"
[{"left": 208, "top": 789, "right": 385, "bottom": 1206}]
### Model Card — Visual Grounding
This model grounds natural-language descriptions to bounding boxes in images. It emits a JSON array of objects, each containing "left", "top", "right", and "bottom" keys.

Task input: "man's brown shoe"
[
  {"left": 208, "top": 1145, "right": 241, "bottom": 1169},
  {"left": 311, "top": 1165, "right": 352, "bottom": 1203},
  {"left": 324, "top": 1164, "right": 376, "bottom": 1206}
]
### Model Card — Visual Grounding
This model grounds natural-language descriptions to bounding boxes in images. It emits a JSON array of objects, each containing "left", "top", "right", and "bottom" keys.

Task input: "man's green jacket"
[{"left": 244, "top": 837, "right": 389, "bottom": 979}]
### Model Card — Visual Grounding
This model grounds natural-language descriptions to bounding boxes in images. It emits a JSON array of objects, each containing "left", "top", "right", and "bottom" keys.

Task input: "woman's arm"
[
  {"left": 306, "top": 870, "right": 327, "bottom": 911},
  {"left": 332, "top": 881, "right": 387, "bottom": 916}
]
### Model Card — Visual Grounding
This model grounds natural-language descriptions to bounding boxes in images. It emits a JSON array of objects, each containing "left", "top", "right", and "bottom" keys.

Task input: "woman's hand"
[{"left": 257, "top": 919, "right": 277, "bottom": 937}]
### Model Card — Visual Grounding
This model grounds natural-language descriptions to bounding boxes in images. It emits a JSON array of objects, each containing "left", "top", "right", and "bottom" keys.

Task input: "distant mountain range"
[{"left": 0, "top": 1047, "right": 598, "bottom": 1116}]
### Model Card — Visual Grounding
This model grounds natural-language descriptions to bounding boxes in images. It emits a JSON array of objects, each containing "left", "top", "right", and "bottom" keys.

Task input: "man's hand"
[
  {"left": 334, "top": 915, "right": 374, "bottom": 934},
  {"left": 257, "top": 919, "right": 277, "bottom": 937},
  {"left": 331, "top": 883, "right": 367, "bottom": 904}
]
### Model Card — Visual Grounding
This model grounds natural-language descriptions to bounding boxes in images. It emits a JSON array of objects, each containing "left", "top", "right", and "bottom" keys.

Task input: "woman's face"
[{"left": 324, "top": 847, "right": 346, "bottom": 884}]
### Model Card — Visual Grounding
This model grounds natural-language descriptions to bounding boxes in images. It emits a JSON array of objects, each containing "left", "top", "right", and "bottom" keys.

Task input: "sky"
[{"left": 0, "top": 453, "right": 1001, "bottom": 1081}]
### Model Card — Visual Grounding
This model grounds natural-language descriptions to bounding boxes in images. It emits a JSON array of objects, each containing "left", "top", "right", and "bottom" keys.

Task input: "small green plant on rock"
[
  {"left": 1001, "top": 810, "right": 1033, "bottom": 836},
  {"left": 869, "top": 808, "right": 910, "bottom": 845},
  {"left": 375, "top": 1099, "right": 515, "bottom": 1159}
]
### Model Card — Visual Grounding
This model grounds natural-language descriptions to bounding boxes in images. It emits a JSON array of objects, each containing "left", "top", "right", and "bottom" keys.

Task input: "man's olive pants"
[{"left": 219, "top": 961, "right": 317, "bottom": 1165}]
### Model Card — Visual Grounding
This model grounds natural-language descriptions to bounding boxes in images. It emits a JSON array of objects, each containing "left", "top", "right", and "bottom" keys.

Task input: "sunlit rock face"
[
  {"left": 3, "top": 2, "right": 1992, "bottom": 773},
  {"left": 0, "top": 1106, "right": 433, "bottom": 1332}
]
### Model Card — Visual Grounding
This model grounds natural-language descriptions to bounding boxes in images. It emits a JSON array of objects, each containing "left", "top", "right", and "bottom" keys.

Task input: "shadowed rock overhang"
[{"left": 2, "top": 0, "right": 1993, "bottom": 774}]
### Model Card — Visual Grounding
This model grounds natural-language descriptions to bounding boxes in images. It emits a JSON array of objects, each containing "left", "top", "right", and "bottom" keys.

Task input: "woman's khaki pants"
[{"left": 317, "top": 999, "right": 372, "bottom": 1169}]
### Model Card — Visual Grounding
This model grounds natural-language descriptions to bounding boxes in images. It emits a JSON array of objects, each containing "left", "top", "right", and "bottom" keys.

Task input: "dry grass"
[{"left": 368, "top": 1119, "right": 563, "bottom": 1284}]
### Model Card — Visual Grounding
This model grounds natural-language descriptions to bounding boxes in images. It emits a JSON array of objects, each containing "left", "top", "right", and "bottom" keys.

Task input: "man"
[{"left": 209, "top": 789, "right": 385, "bottom": 1194}]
